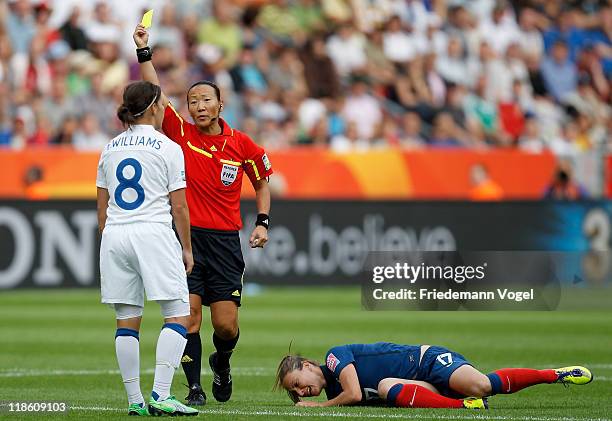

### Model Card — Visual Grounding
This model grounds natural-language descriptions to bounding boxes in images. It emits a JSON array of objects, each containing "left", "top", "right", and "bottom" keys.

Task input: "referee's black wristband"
[
  {"left": 255, "top": 213, "right": 269, "bottom": 230},
  {"left": 136, "top": 46, "right": 152, "bottom": 63}
]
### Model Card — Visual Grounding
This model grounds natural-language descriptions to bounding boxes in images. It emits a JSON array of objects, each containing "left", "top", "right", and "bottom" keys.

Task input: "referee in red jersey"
[{"left": 133, "top": 25, "right": 272, "bottom": 405}]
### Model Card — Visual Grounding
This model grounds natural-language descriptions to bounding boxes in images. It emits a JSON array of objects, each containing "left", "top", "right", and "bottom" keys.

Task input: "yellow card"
[{"left": 141, "top": 9, "right": 154, "bottom": 28}]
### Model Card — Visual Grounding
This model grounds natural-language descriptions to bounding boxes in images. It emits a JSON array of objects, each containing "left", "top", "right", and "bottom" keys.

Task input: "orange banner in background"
[{"left": 0, "top": 148, "right": 557, "bottom": 200}]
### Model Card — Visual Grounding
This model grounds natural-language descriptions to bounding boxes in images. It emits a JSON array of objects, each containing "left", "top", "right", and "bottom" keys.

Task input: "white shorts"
[
  {"left": 113, "top": 301, "right": 190, "bottom": 319},
  {"left": 100, "top": 223, "right": 189, "bottom": 307}
]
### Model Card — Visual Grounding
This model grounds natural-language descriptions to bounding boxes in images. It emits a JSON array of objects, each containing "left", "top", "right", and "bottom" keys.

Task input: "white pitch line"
[
  {"left": 485, "top": 364, "right": 612, "bottom": 371},
  {"left": 2, "top": 368, "right": 611, "bottom": 383},
  {"left": 586, "top": 364, "right": 612, "bottom": 369},
  {"left": 540, "top": 364, "right": 612, "bottom": 370},
  {"left": 197, "top": 409, "right": 610, "bottom": 421},
  {"left": 64, "top": 406, "right": 610, "bottom": 421},
  {"left": 0, "top": 367, "right": 272, "bottom": 378},
  {"left": 4, "top": 363, "right": 611, "bottom": 378}
]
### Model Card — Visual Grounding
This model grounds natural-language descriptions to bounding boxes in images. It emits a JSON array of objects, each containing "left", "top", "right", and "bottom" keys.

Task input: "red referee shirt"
[{"left": 162, "top": 104, "right": 273, "bottom": 231}]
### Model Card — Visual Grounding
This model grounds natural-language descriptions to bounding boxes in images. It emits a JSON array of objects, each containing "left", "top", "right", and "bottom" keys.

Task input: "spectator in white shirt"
[
  {"left": 85, "top": 2, "right": 122, "bottom": 45},
  {"left": 436, "top": 37, "right": 476, "bottom": 86},
  {"left": 399, "top": 111, "right": 425, "bottom": 148},
  {"left": 478, "top": 2, "right": 520, "bottom": 56},
  {"left": 549, "top": 121, "right": 580, "bottom": 159},
  {"left": 331, "top": 120, "right": 370, "bottom": 152},
  {"left": 326, "top": 24, "right": 367, "bottom": 77},
  {"left": 342, "top": 76, "right": 383, "bottom": 140},
  {"left": 298, "top": 97, "right": 327, "bottom": 134},
  {"left": 73, "top": 112, "right": 108, "bottom": 150},
  {"left": 383, "top": 16, "right": 417, "bottom": 64},
  {"left": 398, "top": 0, "right": 435, "bottom": 35},
  {"left": 518, "top": 114, "right": 546, "bottom": 153},
  {"left": 517, "top": 7, "right": 544, "bottom": 59}
]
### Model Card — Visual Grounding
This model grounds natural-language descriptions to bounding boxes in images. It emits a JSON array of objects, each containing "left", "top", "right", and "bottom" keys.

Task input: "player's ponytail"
[
  {"left": 116, "top": 104, "right": 136, "bottom": 126},
  {"left": 117, "top": 81, "right": 161, "bottom": 128}
]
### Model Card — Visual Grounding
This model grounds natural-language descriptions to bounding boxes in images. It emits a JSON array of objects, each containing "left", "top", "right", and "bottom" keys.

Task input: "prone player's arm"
[
  {"left": 169, "top": 188, "right": 193, "bottom": 275},
  {"left": 325, "top": 364, "right": 362, "bottom": 406},
  {"left": 133, "top": 24, "right": 169, "bottom": 108},
  {"left": 96, "top": 187, "right": 110, "bottom": 235}
]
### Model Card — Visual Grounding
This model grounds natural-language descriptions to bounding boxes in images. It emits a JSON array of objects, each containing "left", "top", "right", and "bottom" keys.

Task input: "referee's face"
[{"left": 187, "top": 84, "right": 221, "bottom": 129}]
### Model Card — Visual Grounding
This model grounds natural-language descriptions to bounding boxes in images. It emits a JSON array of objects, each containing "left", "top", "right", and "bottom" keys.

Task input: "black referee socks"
[
  {"left": 181, "top": 332, "right": 202, "bottom": 387},
  {"left": 182, "top": 331, "right": 238, "bottom": 385},
  {"left": 212, "top": 330, "right": 240, "bottom": 371}
]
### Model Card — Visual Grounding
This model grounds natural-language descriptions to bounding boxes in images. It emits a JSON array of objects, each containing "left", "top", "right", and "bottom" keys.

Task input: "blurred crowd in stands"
[{"left": 0, "top": 0, "right": 610, "bottom": 156}]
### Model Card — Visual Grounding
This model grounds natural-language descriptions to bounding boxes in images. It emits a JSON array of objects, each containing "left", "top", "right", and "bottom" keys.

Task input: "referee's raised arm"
[{"left": 133, "top": 24, "right": 169, "bottom": 108}]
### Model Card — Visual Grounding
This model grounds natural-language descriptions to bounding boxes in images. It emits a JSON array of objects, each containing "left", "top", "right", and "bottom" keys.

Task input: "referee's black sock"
[
  {"left": 212, "top": 330, "right": 239, "bottom": 371},
  {"left": 181, "top": 332, "right": 202, "bottom": 386}
]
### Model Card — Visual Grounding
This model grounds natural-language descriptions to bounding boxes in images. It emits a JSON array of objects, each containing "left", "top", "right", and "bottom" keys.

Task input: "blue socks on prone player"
[
  {"left": 152, "top": 323, "right": 188, "bottom": 401},
  {"left": 115, "top": 328, "right": 144, "bottom": 406}
]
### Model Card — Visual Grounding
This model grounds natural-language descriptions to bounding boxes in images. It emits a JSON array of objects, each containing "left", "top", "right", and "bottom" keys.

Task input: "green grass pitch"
[{"left": 0, "top": 287, "right": 610, "bottom": 420}]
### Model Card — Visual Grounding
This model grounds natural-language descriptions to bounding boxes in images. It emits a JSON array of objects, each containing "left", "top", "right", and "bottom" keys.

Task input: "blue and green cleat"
[
  {"left": 128, "top": 402, "right": 149, "bottom": 416},
  {"left": 555, "top": 366, "right": 593, "bottom": 385}
]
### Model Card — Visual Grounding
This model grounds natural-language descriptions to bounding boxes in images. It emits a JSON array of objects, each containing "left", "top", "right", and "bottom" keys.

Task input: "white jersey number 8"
[{"left": 115, "top": 158, "right": 145, "bottom": 210}]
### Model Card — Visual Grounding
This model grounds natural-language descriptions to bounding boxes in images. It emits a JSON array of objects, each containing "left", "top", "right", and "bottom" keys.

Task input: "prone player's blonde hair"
[{"left": 273, "top": 355, "right": 320, "bottom": 403}]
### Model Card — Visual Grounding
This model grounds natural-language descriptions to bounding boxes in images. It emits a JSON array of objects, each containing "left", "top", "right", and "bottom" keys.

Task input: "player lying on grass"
[{"left": 275, "top": 342, "right": 593, "bottom": 409}]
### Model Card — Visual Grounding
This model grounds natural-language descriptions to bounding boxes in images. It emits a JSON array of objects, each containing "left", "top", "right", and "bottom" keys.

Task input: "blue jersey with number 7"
[{"left": 321, "top": 343, "right": 471, "bottom": 402}]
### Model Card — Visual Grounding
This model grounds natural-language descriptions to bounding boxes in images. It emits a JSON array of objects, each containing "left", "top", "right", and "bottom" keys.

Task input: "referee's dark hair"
[
  {"left": 186, "top": 80, "right": 221, "bottom": 101},
  {"left": 117, "top": 81, "right": 161, "bottom": 128}
]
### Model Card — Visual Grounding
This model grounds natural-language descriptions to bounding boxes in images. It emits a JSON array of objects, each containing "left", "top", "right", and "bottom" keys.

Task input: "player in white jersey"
[{"left": 96, "top": 81, "right": 197, "bottom": 416}]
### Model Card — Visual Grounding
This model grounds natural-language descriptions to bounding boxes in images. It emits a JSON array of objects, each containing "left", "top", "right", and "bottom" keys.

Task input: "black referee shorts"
[{"left": 188, "top": 226, "right": 244, "bottom": 307}]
